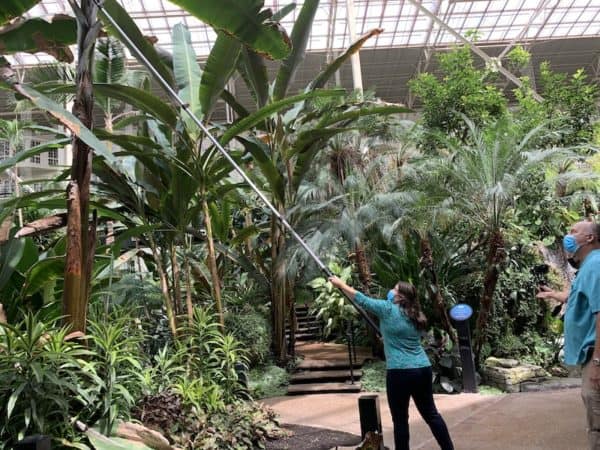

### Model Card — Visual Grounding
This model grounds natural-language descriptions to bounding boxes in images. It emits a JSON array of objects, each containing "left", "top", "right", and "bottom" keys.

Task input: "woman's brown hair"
[{"left": 392, "top": 281, "right": 427, "bottom": 331}]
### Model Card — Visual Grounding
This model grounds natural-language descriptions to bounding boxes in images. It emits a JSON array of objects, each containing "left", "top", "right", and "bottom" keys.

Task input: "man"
[{"left": 537, "top": 221, "right": 600, "bottom": 449}]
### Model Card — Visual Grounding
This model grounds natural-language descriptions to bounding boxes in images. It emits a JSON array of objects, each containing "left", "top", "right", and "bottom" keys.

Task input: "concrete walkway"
[{"left": 263, "top": 388, "right": 587, "bottom": 449}]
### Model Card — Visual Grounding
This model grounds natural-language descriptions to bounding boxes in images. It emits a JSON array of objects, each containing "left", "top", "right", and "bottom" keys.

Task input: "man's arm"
[{"left": 536, "top": 285, "right": 569, "bottom": 303}]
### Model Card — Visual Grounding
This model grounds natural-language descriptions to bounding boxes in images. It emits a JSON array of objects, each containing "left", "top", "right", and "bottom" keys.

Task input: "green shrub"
[
  {"left": 186, "top": 401, "right": 287, "bottom": 449},
  {"left": 249, "top": 364, "right": 289, "bottom": 398},
  {"left": 360, "top": 360, "right": 386, "bottom": 392},
  {"left": 0, "top": 313, "right": 96, "bottom": 445},
  {"left": 225, "top": 305, "right": 271, "bottom": 367},
  {"left": 86, "top": 311, "right": 146, "bottom": 435}
]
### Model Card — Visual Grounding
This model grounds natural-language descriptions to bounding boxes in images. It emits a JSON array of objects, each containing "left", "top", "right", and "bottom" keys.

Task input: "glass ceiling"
[{"left": 7, "top": 0, "right": 600, "bottom": 66}]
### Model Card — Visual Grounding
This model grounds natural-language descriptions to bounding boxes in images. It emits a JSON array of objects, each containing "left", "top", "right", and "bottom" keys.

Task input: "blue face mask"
[
  {"left": 387, "top": 290, "right": 396, "bottom": 301},
  {"left": 563, "top": 234, "right": 580, "bottom": 254}
]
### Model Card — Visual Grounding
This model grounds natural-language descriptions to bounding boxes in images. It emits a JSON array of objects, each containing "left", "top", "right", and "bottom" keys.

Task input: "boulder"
[{"left": 115, "top": 422, "right": 173, "bottom": 450}]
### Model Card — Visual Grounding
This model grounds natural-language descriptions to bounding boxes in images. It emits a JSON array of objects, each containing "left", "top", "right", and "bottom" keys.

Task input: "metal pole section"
[
  {"left": 345, "top": 0, "right": 364, "bottom": 94},
  {"left": 92, "top": 0, "right": 380, "bottom": 336},
  {"left": 406, "top": 0, "right": 544, "bottom": 103}
]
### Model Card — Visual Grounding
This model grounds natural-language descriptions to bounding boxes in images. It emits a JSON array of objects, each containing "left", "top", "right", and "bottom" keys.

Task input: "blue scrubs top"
[
  {"left": 564, "top": 249, "right": 600, "bottom": 365},
  {"left": 354, "top": 291, "right": 431, "bottom": 369}
]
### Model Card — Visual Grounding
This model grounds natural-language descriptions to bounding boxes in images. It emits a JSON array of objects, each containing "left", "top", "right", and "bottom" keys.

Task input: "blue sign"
[{"left": 450, "top": 303, "right": 473, "bottom": 321}]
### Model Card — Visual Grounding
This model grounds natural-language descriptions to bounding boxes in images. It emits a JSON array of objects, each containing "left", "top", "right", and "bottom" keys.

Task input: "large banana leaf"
[
  {"left": 272, "top": 0, "right": 319, "bottom": 100},
  {"left": 317, "top": 104, "right": 411, "bottom": 128},
  {"left": 0, "top": 15, "right": 77, "bottom": 63},
  {"left": 168, "top": 0, "right": 292, "bottom": 60},
  {"left": 172, "top": 23, "right": 202, "bottom": 125},
  {"left": 221, "top": 89, "right": 250, "bottom": 118},
  {"left": 308, "top": 28, "right": 383, "bottom": 90},
  {"left": 291, "top": 128, "right": 351, "bottom": 192},
  {"left": 238, "top": 47, "right": 269, "bottom": 108},
  {"left": 0, "top": 81, "right": 118, "bottom": 165},
  {"left": 0, "top": 0, "right": 42, "bottom": 25},
  {"left": 220, "top": 89, "right": 344, "bottom": 146},
  {"left": 200, "top": 31, "right": 241, "bottom": 119},
  {"left": 0, "top": 138, "right": 69, "bottom": 174},
  {"left": 42, "top": 82, "right": 178, "bottom": 129},
  {"left": 99, "top": 0, "right": 175, "bottom": 88},
  {"left": 237, "top": 136, "right": 285, "bottom": 203}
]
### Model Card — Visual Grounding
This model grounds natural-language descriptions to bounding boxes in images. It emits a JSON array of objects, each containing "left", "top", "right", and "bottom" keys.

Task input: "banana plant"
[
  {"left": 220, "top": 0, "right": 406, "bottom": 361},
  {"left": 0, "top": 0, "right": 293, "bottom": 335}
]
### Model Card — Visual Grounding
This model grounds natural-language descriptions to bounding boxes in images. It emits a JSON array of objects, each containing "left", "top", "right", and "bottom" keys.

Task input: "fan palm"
[{"left": 409, "top": 116, "right": 571, "bottom": 360}]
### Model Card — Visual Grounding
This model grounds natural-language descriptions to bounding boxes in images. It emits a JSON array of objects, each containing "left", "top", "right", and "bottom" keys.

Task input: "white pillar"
[{"left": 345, "top": 0, "right": 364, "bottom": 95}]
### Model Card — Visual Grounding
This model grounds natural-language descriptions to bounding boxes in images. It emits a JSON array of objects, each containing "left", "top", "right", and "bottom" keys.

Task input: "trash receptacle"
[{"left": 449, "top": 303, "right": 478, "bottom": 393}]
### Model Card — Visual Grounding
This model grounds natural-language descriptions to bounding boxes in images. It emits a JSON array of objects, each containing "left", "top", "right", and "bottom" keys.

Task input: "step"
[
  {"left": 297, "top": 359, "right": 363, "bottom": 370},
  {"left": 293, "top": 333, "right": 318, "bottom": 341},
  {"left": 287, "top": 382, "right": 362, "bottom": 395},
  {"left": 290, "top": 369, "right": 363, "bottom": 383},
  {"left": 295, "top": 325, "right": 321, "bottom": 333}
]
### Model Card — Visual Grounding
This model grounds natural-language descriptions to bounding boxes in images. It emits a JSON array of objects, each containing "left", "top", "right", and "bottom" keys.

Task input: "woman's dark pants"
[{"left": 386, "top": 366, "right": 454, "bottom": 450}]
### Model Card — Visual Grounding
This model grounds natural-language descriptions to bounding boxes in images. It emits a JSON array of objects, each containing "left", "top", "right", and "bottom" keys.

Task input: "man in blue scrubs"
[{"left": 538, "top": 221, "right": 600, "bottom": 449}]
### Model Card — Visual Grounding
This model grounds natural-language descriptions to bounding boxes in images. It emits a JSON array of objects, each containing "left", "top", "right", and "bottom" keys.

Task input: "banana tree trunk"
[
  {"left": 474, "top": 228, "right": 505, "bottom": 362},
  {"left": 63, "top": 181, "right": 84, "bottom": 331},
  {"left": 63, "top": 0, "right": 100, "bottom": 333},
  {"left": 419, "top": 237, "right": 457, "bottom": 344},
  {"left": 202, "top": 198, "right": 224, "bottom": 328}
]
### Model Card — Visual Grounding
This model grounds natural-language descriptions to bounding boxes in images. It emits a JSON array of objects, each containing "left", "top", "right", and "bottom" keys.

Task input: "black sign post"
[{"left": 449, "top": 304, "right": 478, "bottom": 393}]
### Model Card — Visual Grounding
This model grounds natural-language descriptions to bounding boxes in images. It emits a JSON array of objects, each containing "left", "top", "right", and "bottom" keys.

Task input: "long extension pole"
[{"left": 92, "top": 0, "right": 380, "bottom": 336}]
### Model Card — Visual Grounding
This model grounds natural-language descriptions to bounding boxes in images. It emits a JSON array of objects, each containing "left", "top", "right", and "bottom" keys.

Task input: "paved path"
[{"left": 264, "top": 388, "right": 587, "bottom": 449}]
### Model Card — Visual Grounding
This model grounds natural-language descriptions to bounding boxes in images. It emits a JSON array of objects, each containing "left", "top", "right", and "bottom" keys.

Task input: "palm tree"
[{"left": 414, "top": 116, "right": 569, "bottom": 361}]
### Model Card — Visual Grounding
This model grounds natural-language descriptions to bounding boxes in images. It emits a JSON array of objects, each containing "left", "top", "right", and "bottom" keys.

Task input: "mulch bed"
[{"left": 265, "top": 424, "right": 362, "bottom": 450}]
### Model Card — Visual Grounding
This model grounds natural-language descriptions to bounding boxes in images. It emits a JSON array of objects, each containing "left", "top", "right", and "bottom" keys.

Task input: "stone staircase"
[{"left": 286, "top": 305, "right": 367, "bottom": 395}]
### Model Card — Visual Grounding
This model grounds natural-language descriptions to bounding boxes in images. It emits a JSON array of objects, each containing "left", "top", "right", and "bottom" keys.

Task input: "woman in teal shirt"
[{"left": 329, "top": 276, "right": 454, "bottom": 450}]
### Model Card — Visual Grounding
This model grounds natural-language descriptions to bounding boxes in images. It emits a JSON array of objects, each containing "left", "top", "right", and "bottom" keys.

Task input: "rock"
[
  {"left": 482, "top": 360, "right": 550, "bottom": 393},
  {"left": 485, "top": 357, "right": 520, "bottom": 368},
  {"left": 115, "top": 422, "right": 173, "bottom": 450}
]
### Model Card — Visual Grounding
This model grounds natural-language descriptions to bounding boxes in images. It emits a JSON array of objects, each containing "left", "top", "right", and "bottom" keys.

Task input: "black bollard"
[
  {"left": 449, "top": 303, "right": 478, "bottom": 393},
  {"left": 14, "top": 435, "right": 51, "bottom": 450},
  {"left": 358, "top": 394, "right": 384, "bottom": 449}
]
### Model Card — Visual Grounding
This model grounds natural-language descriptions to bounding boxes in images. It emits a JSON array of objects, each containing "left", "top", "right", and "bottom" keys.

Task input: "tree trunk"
[
  {"left": 63, "top": 182, "right": 84, "bottom": 331},
  {"left": 270, "top": 213, "right": 287, "bottom": 363},
  {"left": 63, "top": 0, "right": 100, "bottom": 333},
  {"left": 202, "top": 198, "right": 224, "bottom": 328},
  {"left": 184, "top": 252, "right": 194, "bottom": 324},
  {"left": 474, "top": 228, "right": 505, "bottom": 362},
  {"left": 149, "top": 236, "right": 177, "bottom": 336},
  {"left": 170, "top": 243, "right": 182, "bottom": 317},
  {"left": 419, "top": 237, "right": 457, "bottom": 344},
  {"left": 354, "top": 241, "right": 371, "bottom": 293}
]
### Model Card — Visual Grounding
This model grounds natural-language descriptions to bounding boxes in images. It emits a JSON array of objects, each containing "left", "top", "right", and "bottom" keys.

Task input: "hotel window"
[
  {"left": 0, "top": 141, "right": 10, "bottom": 161},
  {"left": 48, "top": 149, "right": 59, "bottom": 166},
  {"left": 0, "top": 179, "right": 13, "bottom": 198},
  {"left": 30, "top": 140, "right": 41, "bottom": 163}
]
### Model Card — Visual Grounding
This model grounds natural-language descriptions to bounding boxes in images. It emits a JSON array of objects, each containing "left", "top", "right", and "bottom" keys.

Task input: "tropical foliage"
[{"left": 0, "top": 0, "right": 598, "bottom": 445}]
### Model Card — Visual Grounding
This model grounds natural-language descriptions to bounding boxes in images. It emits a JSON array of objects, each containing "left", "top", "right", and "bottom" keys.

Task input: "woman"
[{"left": 328, "top": 276, "right": 454, "bottom": 450}]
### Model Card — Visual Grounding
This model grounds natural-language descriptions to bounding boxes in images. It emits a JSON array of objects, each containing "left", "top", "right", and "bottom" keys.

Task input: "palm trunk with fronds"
[
  {"left": 474, "top": 228, "right": 506, "bottom": 362},
  {"left": 419, "top": 237, "right": 457, "bottom": 344},
  {"left": 354, "top": 241, "right": 372, "bottom": 293}
]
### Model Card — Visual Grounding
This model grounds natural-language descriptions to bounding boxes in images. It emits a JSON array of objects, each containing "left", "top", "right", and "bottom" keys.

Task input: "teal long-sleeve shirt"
[{"left": 354, "top": 291, "right": 431, "bottom": 369}]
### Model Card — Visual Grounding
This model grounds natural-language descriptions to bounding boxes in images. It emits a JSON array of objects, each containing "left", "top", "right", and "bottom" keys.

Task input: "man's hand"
[{"left": 536, "top": 285, "right": 568, "bottom": 304}]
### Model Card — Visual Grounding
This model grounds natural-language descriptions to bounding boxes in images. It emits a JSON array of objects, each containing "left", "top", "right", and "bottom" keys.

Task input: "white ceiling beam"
[
  {"left": 405, "top": 0, "right": 544, "bottom": 102},
  {"left": 498, "top": 0, "right": 552, "bottom": 59}
]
